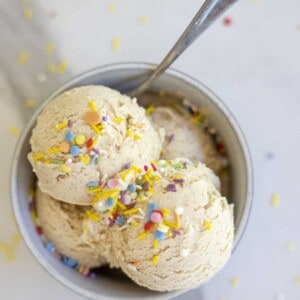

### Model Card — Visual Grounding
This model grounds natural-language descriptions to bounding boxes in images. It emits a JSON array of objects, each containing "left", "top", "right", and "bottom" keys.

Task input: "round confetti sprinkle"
[
  {"left": 230, "top": 277, "right": 240, "bottom": 286},
  {"left": 24, "top": 98, "right": 36, "bottom": 108},
  {"left": 106, "top": 197, "right": 114, "bottom": 208},
  {"left": 84, "top": 111, "right": 101, "bottom": 125},
  {"left": 102, "top": 116, "right": 108, "bottom": 122},
  {"left": 75, "top": 135, "right": 86, "bottom": 145},
  {"left": 107, "top": 3, "right": 117, "bottom": 13},
  {"left": 63, "top": 256, "right": 77, "bottom": 267},
  {"left": 45, "top": 42, "right": 55, "bottom": 55},
  {"left": 45, "top": 242, "right": 55, "bottom": 252},
  {"left": 128, "top": 184, "right": 136, "bottom": 192},
  {"left": 271, "top": 193, "right": 280, "bottom": 207},
  {"left": 18, "top": 51, "right": 28, "bottom": 65},
  {"left": 107, "top": 178, "right": 118, "bottom": 189},
  {"left": 223, "top": 16, "right": 232, "bottom": 26},
  {"left": 8, "top": 126, "right": 21, "bottom": 137},
  {"left": 151, "top": 211, "right": 162, "bottom": 223},
  {"left": 138, "top": 15, "right": 150, "bottom": 25},
  {"left": 59, "top": 141, "right": 70, "bottom": 153},
  {"left": 65, "top": 131, "right": 75, "bottom": 142},
  {"left": 287, "top": 242, "right": 296, "bottom": 252},
  {"left": 70, "top": 145, "right": 80, "bottom": 156},
  {"left": 166, "top": 183, "right": 176, "bottom": 192},
  {"left": 175, "top": 206, "right": 184, "bottom": 215},
  {"left": 154, "top": 230, "right": 166, "bottom": 241},
  {"left": 116, "top": 215, "right": 125, "bottom": 225}
]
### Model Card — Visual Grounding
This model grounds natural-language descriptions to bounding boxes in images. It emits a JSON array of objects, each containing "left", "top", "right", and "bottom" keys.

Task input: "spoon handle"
[{"left": 129, "top": 0, "right": 238, "bottom": 97}]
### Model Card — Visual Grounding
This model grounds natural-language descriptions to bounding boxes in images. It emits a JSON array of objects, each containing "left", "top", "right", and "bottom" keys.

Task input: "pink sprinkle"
[
  {"left": 223, "top": 16, "right": 232, "bottom": 26},
  {"left": 107, "top": 178, "right": 118, "bottom": 189},
  {"left": 67, "top": 119, "right": 73, "bottom": 128},
  {"left": 172, "top": 229, "right": 181, "bottom": 235},
  {"left": 151, "top": 212, "right": 162, "bottom": 223},
  {"left": 48, "top": 10, "right": 57, "bottom": 19}
]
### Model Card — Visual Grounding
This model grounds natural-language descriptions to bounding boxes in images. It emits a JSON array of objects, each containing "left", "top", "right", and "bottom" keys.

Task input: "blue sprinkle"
[
  {"left": 102, "top": 116, "right": 108, "bottom": 122},
  {"left": 89, "top": 155, "right": 98, "bottom": 165},
  {"left": 45, "top": 242, "right": 55, "bottom": 252},
  {"left": 148, "top": 202, "right": 157, "bottom": 211},
  {"left": 70, "top": 145, "right": 80, "bottom": 156},
  {"left": 62, "top": 256, "right": 78, "bottom": 268},
  {"left": 106, "top": 197, "right": 114, "bottom": 208},
  {"left": 128, "top": 184, "right": 136, "bottom": 192},
  {"left": 154, "top": 230, "right": 166, "bottom": 241},
  {"left": 116, "top": 215, "right": 125, "bottom": 225},
  {"left": 65, "top": 131, "right": 75, "bottom": 142},
  {"left": 146, "top": 211, "right": 152, "bottom": 221},
  {"left": 88, "top": 181, "right": 98, "bottom": 188}
]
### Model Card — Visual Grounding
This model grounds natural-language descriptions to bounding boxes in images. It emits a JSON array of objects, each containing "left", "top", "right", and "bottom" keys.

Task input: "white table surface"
[{"left": 1, "top": 0, "right": 299, "bottom": 299}]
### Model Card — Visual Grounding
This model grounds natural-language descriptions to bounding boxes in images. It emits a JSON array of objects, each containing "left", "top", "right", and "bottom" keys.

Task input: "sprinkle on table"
[
  {"left": 18, "top": 51, "right": 28, "bottom": 65},
  {"left": 111, "top": 36, "right": 121, "bottom": 52},
  {"left": 230, "top": 276, "right": 240, "bottom": 286},
  {"left": 23, "top": 7, "right": 33, "bottom": 20},
  {"left": 287, "top": 242, "right": 296, "bottom": 252},
  {"left": 295, "top": 276, "right": 300, "bottom": 285},
  {"left": 107, "top": 2, "right": 117, "bottom": 14},
  {"left": 8, "top": 126, "right": 21, "bottom": 137},
  {"left": 223, "top": 16, "right": 232, "bottom": 27},
  {"left": 271, "top": 193, "right": 280, "bottom": 207},
  {"left": 138, "top": 15, "right": 150, "bottom": 25},
  {"left": 44, "top": 42, "right": 55, "bottom": 55}
]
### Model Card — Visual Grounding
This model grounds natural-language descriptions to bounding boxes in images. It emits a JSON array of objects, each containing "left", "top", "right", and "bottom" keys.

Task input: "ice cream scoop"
[
  {"left": 36, "top": 186, "right": 107, "bottom": 268},
  {"left": 28, "top": 85, "right": 164, "bottom": 205}
]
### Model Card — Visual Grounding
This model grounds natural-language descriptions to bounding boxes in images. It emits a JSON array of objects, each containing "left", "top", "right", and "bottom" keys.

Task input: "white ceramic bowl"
[{"left": 11, "top": 63, "right": 252, "bottom": 300}]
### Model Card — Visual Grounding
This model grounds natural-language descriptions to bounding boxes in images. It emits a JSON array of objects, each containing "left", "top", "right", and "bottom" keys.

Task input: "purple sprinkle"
[
  {"left": 124, "top": 163, "right": 131, "bottom": 169},
  {"left": 143, "top": 181, "right": 150, "bottom": 191},
  {"left": 166, "top": 183, "right": 176, "bottom": 192},
  {"left": 183, "top": 161, "right": 189, "bottom": 168},
  {"left": 88, "top": 272, "right": 97, "bottom": 279},
  {"left": 173, "top": 178, "right": 184, "bottom": 184},
  {"left": 92, "top": 148, "right": 99, "bottom": 155},
  {"left": 168, "top": 134, "right": 175, "bottom": 143},
  {"left": 120, "top": 191, "right": 125, "bottom": 204},
  {"left": 266, "top": 152, "right": 275, "bottom": 160},
  {"left": 102, "top": 116, "right": 108, "bottom": 122},
  {"left": 67, "top": 119, "right": 73, "bottom": 128},
  {"left": 172, "top": 229, "right": 181, "bottom": 235}
]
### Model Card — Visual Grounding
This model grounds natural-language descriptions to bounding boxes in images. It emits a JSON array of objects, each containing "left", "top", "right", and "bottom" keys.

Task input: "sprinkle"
[
  {"left": 70, "top": 145, "right": 80, "bottom": 156},
  {"left": 173, "top": 178, "right": 184, "bottom": 184},
  {"left": 85, "top": 138, "right": 93, "bottom": 148},
  {"left": 45, "top": 242, "right": 55, "bottom": 252},
  {"left": 75, "top": 135, "right": 86, "bottom": 145},
  {"left": 168, "top": 134, "right": 175, "bottom": 143},
  {"left": 175, "top": 206, "right": 184, "bottom": 215},
  {"left": 146, "top": 105, "right": 155, "bottom": 116},
  {"left": 65, "top": 131, "right": 75, "bottom": 142},
  {"left": 133, "top": 134, "right": 142, "bottom": 141},
  {"left": 44, "top": 42, "right": 55, "bottom": 55},
  {"left": 88, "top": 181, "right": 98, "bottom": 188},
  {"left": 157, "top": 223, "right": 169, "bottom": 233},
  {"left": 37, "top": 73, "right": 47, "bottom": 83},
  {"left": 56, "top": 60, "right": 68, "bottom": 74},
  {"left": 62, "top": 257, "right": 77, "bottom": 268},
  {"left": 126, "top": 129, "right": 132, "bottom": 137},
  {"left": 152, "top": 254, "right": 159, "bottom": 265},
  {"left": 287, "top": 242, "right": 296, "bottom": 252},
  {"left": 33, "top": 153, "right": 44, "bottom": 161},
  {"left": 148, "top": 202, "right": 158, "bottom": 211},
  {"left": 23, "top": 7, "right": 33, "bottom": 20},
  {"left": 151, "top": 211, "right": 163, "bottom": 223},
  {"left": 62, "top": 164, "right": 71, "bottom": 173},
  {"left": 143, "top": 181, "right": 149, "bottom": 191},
  {"left": 153, "top": 240, "right": 159, "bottom": 249},
  {"left": 128, "top": 184, "right": 136, "bottom": 192},
  {"left": 180, "top": 248, "right": 189, "bottom": 258},
  {"left": 107, "top": 2, "right": 117, "bottom": 13},
  {"left": 84, "top": 111, "right": 101, "bottom": 125},
  {"left": 89, "top": 155, "right": 98, "bottom": 165},
  {"left": 91, "top": 124, "right": 102, "bottom": 135},
  {"left": 36, "top": 226, "right": 43, "bottom": 235},
  {"left": 48, "top": 10, "right": 57, "bottom": 18},
  {"left": 67, "top": 120, "right": 73, "bottom": 128},
  {"left": 124, "top": 163, "right": 131, "bottom": 169},
  {"left": 113, "top": 116, "right": 124, "bottom": 123},
  {"left": 102, "top": 116, "right": 108, "bottom": 122},
  {"left": 138, "top": 232, "right": 148, "bottom": 240},
  {"left": 89, "top": 100, "right": 97, "bottom": 112},
  {"left": 9, "top": 126, "right": 21, "bottom": 137},
  {"left": 163, "top": 220, "right": 179, "bottom": 230},
  {"left": 56, "top": 120, "right": 68, "bottom": 131},
  {"left": 24, "top": 98, "right": 36, "bottom": 108},
  {"left": 204, "top": 220, "right": 212, "bottom": 230},
  {"left": 151, "top": 163, "right": 157, "bottom": 171},
  {"left": 47, "top": 62, "right": 56, "bottom": 73},
  {"left": 123, "top": 208, "right": 139, "bottom": 215},
  {"left": 230, "top": 277, "right": 240, "bottom": 286},
  {"left": 138, "top": 15, "right": 150, "bottom": 25},
  {"left": 192, "top": 114, "right": 203, "bottom": 124},
  {"left": 166, "top": 183, "right": 176, "bottom": 192},
  {"left": 116, "top": 215, "right": 126, "bottom": 225},
  {"left": 111, "top": 36, "right": 121, "bottom": 52},
  {"left": 144, "top": 221, "right": 154, "bottom": 231},
  {"left": 106, "top": 197, "right": 115, "bottom": 208},
  {"left": 116, "top": 201, "right": 126, "bottom": 210},
  {"left": 154, "top": 230, "right": 166, "bottom": 241},
  {"left": 59, "top": 141, "right": 70, "bottom": 153},
  {"left": 162, "top": 208, "right": 170, "bottom": 216},
  {"left": 47, "top": 147, "right": 60, "bottom": 154},
  {"left": 223, "top": 16, "right": 232, "bottom": 27},
  {"left": 80, "top": 155, "right": 90, "bottom": 164},
  {"left": 107, "top": 178, "right": 118, "bottom": 189},
  {"left": 271, "top": 193, "right": 280, "bottom": 207}
]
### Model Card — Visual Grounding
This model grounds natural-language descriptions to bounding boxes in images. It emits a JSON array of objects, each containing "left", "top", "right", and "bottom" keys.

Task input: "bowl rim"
[{"left": 11, "top": 62, "right": 253, "bottom": 300}]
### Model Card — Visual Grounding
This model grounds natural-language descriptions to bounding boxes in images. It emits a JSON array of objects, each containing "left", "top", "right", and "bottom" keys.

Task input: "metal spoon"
[{"left": 129, "top": 0, "right": 238, "bottom": 97}]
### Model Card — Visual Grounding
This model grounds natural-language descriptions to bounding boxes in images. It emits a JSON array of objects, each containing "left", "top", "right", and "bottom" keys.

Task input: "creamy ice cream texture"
[
  {"left": 28, "top": 86, "right": 164, "bottom": 205},
  {"left": 83, "top": 158, "right": 234, "bottom": 291},
  {"left": 35, "top": 186, "right": 107, "bottom": 268}
]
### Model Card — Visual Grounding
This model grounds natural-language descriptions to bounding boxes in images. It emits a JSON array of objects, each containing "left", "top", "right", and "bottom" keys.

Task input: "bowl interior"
[{"left": 11, "top": 63, "right": 252, "bottom": 300}]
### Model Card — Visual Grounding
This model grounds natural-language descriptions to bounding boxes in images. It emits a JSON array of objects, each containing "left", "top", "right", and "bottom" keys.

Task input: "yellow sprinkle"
[
  {"left": 192, "top": 114, "right": 203, "bottom": 124},
  {"left": 113, "top": 116, "right": 124, "bottom": 123},
  {"left": 138, "top": 232, "right": 148, "bottom": 240},
  {"left": 123, "top": 208, "right": 139, "bottom": 215},
  {"left": 24, "top": 98, "right": 36, "bottom": 108},
  {"left": 271, "top": 193, "right": 280, "bottom": 207},
  {"left": 89, "top": 188, "right": 101, "bottom": 194},
  {"left": 62, "top": 164, "right": 71, "bottom": 173},
  {"left": 85, "top": 210, "right": 100, "bottom": 222},
  {"left": 134, "top": 134, "right": 141, "bottom": 141},
  {"left": 9, "top": 126, "right": 21, "bottom": 137},
  {"left": 146, "top": 105, "right": 155, "bottom": 116},
  {"left": 295, "top": 276, "right": 300, "bottom": 284},
  {"left": 23, "top": 7, "right": 33, "bottom": 20},
  {"left": 47, "top": 62, "right": 56, "bottom": 73},
  {"left": 75, "top": 135, "right": 86, "bottom": 145},
  {"left": 31, "top": 210, "right": 37, "bottom": 224},
  {"left": 107, "top": 2, "right": 117, "bottom": 13},
  {"left": 56, "top": 60, "right": 68, "bottom": 74},
  {"left": 153, "top": 240, "right": 159, "bottom": 249},
  {"left": 116, "top": 201, "right": 127, "bottom": 210},
  {"left": 45, "top": 42, "right": 55, "bottom": 55},
  {"left": 230, "top": 277, "right": 240, "bottom": 286},
  {"left": 111, "top": 36, "right": 121, "bottom": 52},
  {"left": 131, "top": 220, "right": 138, "bottom": 227},
  {"left": 44, "top": 159, "right": 51, "bottom": 164},
  {"left": 204, "top": 220, "right": 212, "bottom": 231},
  {"left": 18, "top": 51, "right": 28, "bottom": 65},
  {"left": 162, "top": 208, "right": 170, "bottom": 216},
  {"left": 152, "top": 254, "right": 159, "bottom": 265},
  {"left": 163, "top": 220, "right": 179, "bottom": 230},
  {"left": 47, "top": 147, "right": 60, "bottom": 154},
  {"left": 91, "top": 124, "right": 102, "bottom": 135},
  {"left": 33, "top": 153, "right": 44, "bottom": 161},
  {"left": 126, "top": 129, "right": 132, "bottom": 137},
  {"left": 287, "top": 242, "right": 296, "bottom": 252},
  {"left": 80, "top": 155, "right": 90, "bottom": 164},
  {"left": 138, "top": 15, "right": 150, "bottom": 25},
  {"left": 55, "top": 120, "right": 68, "bottom": 131},
  {"left": 98, "top": 189, "right": 120, "bottom": 200},
  {"left": 89, "top": 100, "right": 97, "bottom": 111}
]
